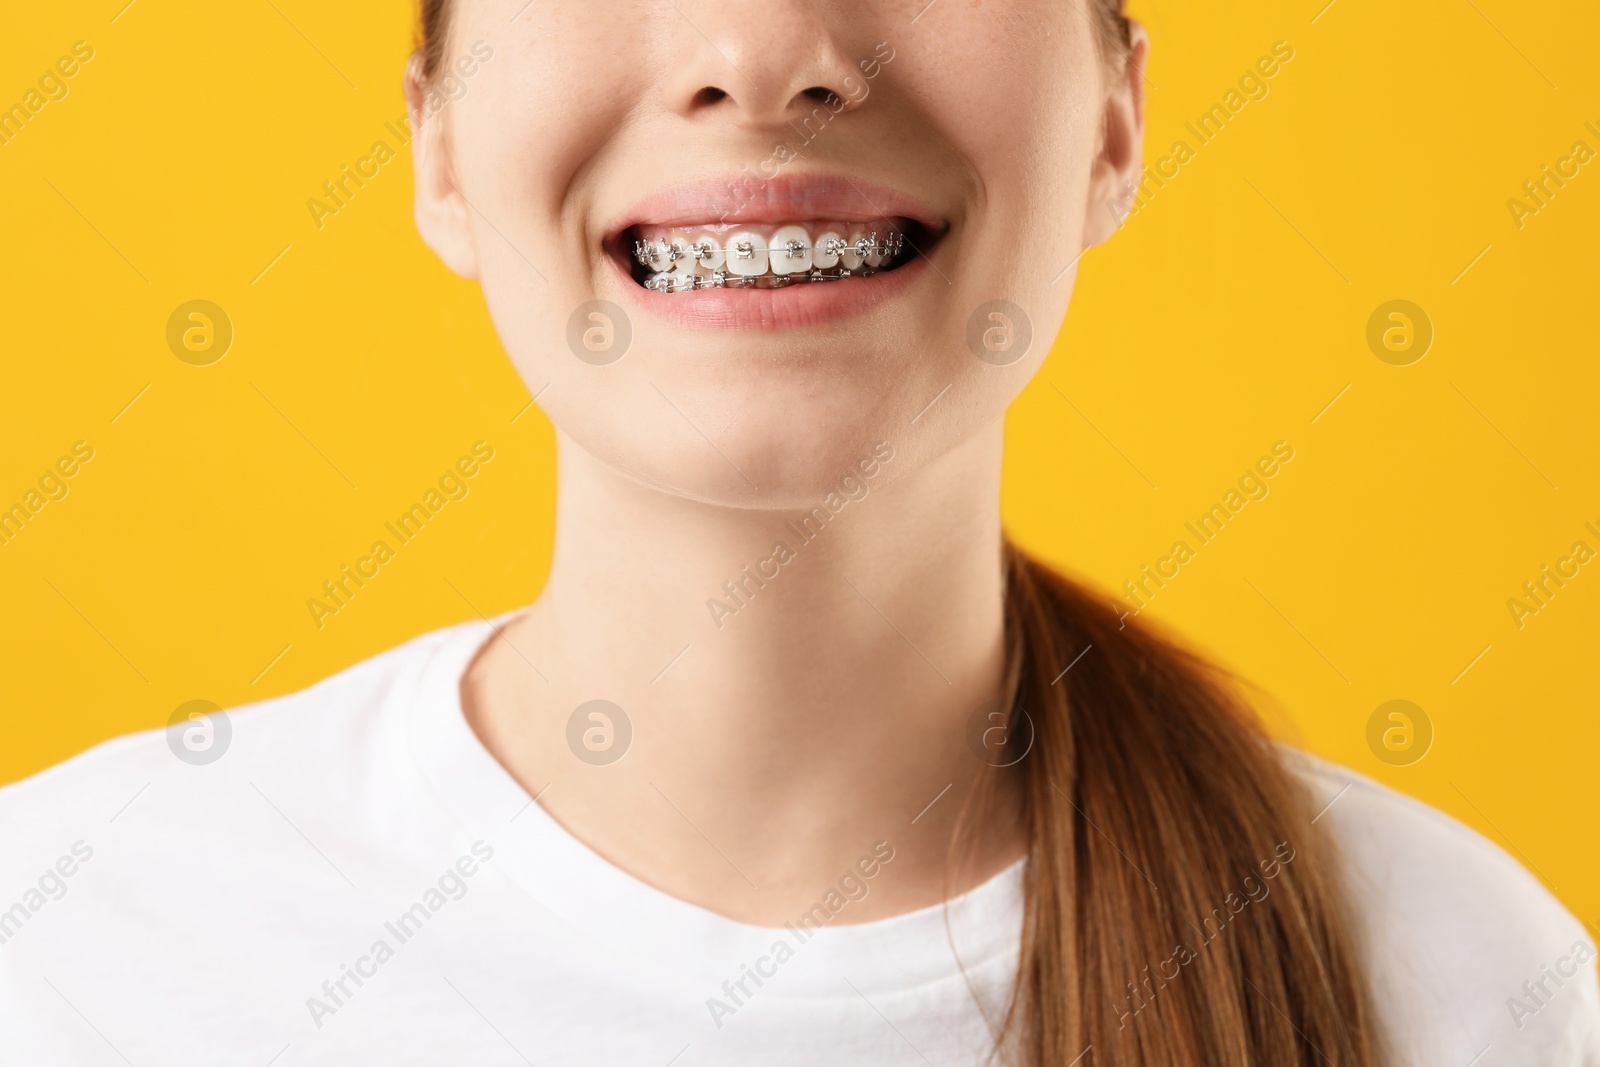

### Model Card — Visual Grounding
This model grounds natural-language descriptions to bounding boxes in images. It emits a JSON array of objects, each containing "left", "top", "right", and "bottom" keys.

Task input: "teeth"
[
  {"left": 690, "top": 235, "right": 724, "bottom": 270},
  {"left": 646, "top": 270, "right": 698, "bottom": 292},
  {"left": 813, "top": 232, "right": 844, "bottom": 268},
  {"left": 643, "top": 239, "right": 671, "bottom": 272},
  {"left": 725, "top": 230, "right": 769, "bottom": 277},
  {"left": 839, "top": 231, "right": 865, "bottom": 270},
  {"left": 864, "top": 232, "right": 886, "bottom": 268},
  {"left": 669, "top": 238, "right": 697, "bottom": 273},
  {"left": 631, "top": 222, "right": 908, "bottom": 290},
  {"left": 769, "top": 225, "right": 812, "bottom": 275}
]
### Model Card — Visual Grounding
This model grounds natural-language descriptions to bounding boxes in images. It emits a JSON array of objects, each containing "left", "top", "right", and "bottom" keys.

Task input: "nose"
[{"left": 660, "top": 0, "right": 868, "bottom": 129}]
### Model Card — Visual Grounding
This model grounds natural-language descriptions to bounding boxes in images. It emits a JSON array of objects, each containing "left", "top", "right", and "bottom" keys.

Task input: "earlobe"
[
  {"left": 405, "top": 53, "right": 480, "bottom": 279},
  {"left": 1079, "top": 23, "right": 1149, "bottom": 250}
]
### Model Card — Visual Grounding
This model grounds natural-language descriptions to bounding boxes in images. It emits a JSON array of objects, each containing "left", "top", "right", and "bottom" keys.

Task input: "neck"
[{"left": 461, "top": 421, "right": 1022, "bottom": 923}]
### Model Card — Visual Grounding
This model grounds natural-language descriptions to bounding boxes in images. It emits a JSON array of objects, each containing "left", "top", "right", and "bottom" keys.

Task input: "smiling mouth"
[{"left": 620, "top": 217, "right": 927, "bottom": 292}]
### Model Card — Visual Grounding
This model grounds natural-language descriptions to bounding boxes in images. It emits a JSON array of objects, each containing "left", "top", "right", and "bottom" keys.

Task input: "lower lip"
[{"left": 610, "top": 253, "right": 931, "bottom": 330}]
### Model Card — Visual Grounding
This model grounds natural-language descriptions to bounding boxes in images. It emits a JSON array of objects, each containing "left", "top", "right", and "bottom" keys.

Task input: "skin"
[{"left": 408, "top": 0, "right": 1147, "bottom": 924}]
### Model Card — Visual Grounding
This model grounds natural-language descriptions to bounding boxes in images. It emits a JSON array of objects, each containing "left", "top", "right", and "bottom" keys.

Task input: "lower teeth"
[{"left": 643, "top": 266, "right": 887, "bottom": 292}]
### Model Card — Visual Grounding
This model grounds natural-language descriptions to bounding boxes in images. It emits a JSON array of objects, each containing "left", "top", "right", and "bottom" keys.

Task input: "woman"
[{"left": 1, "top": 0, "right": 1594, "bottom": 1064}]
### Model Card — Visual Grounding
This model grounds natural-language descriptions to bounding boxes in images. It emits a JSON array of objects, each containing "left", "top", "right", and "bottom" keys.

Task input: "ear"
[
  {"left": 406, "top": 53, "right": 480, "bottom": 279},
  {"left": 1081, "top": 22, "right": 1149, "bottom": 249}
]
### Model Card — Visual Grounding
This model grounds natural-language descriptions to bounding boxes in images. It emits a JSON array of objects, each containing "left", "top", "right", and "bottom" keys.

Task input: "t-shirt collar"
[{"left": 405, "top": 616, "right": 1025, "bottom": 1000}]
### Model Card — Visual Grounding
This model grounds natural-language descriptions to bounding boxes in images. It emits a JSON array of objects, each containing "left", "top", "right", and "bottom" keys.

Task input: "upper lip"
[{"left": 602, "top": 173, "right": 946, "bottom": 236}]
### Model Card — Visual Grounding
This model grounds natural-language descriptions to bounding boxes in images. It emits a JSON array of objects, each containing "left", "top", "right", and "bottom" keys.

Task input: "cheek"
[
  {"left": 903, "top": 10, "right": 1099, "bottom": 195},
  {"left": 449, "top": 10, "right": 640, "bottom": 261},
  {"left": 448, "top": 27, "right": 641, "bottom": 411},
  {"left": 887, "top": 22, "right": 1099, "bottom": 343}
]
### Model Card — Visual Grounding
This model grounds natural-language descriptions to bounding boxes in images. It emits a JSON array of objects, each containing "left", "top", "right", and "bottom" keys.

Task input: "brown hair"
[
  {"left": 414, "top": 2, "right": 1386, "bottom": 1063},
  {"left": 994, "top": 542, "right": 1385, "bottom": 1064},
  {"left": 416, "top": 0, "right": 452, "bottom": 82}
]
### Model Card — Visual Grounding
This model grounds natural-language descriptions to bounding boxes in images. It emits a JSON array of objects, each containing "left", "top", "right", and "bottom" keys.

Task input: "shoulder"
[
  {"left": 0, "top": 622, "right": 466, "bottom": 832},
  {"left": 1286, "top": 751, "right": 1600, "bottom": 1067}
]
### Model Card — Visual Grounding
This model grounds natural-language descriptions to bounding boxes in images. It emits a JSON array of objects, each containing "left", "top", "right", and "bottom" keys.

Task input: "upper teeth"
[{"left": 631, "top": 221, "right": 907, "bottom": 290}]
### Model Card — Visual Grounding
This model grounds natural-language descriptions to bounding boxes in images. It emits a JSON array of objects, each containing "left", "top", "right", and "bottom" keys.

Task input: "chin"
[{"left": 549, "top": 375, "right": 915, "bottom": 511}]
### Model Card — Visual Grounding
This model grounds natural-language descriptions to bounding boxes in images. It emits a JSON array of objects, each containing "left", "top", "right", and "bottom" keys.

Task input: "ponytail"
[{"left": 988, "top": 542, "right": 1386, "bottom": 1065}]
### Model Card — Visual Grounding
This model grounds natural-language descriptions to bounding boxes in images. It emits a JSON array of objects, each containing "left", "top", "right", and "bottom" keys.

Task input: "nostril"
[
  {"left": 693, "top": 86, "right": 728, "bottom": 105},
  {"left": 802, "top": 86, "right": 838, "bottom": 105}
]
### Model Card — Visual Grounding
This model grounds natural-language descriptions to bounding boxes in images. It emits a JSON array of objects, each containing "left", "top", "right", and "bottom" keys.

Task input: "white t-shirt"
[{"left": 1, "top": 619, "right": 1594, "bottom": 1066}]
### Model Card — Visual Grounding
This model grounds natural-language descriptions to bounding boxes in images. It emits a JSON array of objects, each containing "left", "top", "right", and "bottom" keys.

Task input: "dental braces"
[
  {"left": 632, "top": 230, "right": 906, "bottom": 269},
  {"left": 643, "top": 265, "right": 895, "bottom": 291}
]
